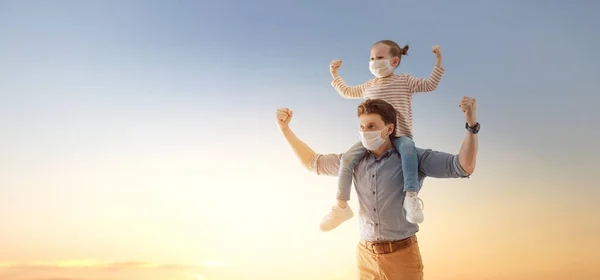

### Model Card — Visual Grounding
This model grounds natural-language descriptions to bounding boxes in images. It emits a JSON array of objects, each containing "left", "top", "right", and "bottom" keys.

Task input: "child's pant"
[{"left": 336, "top": 136, "right": 420, "bottom": 201}]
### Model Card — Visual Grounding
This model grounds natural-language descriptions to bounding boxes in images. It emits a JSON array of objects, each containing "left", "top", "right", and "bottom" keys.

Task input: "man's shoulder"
[{"left": 416, "top": 147, "right": 432, "bottom": 155}]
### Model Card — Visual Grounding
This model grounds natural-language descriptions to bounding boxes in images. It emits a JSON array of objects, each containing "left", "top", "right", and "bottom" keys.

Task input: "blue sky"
[
  {"left": 0, "top": 1, "right": 599, "bottom": 279},
  {"left": 2, "top": 0, "right": 598, "bottom": 183}
]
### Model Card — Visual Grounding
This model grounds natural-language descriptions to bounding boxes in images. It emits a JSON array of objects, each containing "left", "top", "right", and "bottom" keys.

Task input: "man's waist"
[{"left": 360, "top": 235, "right": 417, "bottom": 254}]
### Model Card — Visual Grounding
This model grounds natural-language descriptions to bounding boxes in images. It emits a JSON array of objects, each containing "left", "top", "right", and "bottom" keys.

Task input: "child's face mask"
[{"left": 369, "top": 59, "right": 394, "bottom": 78}]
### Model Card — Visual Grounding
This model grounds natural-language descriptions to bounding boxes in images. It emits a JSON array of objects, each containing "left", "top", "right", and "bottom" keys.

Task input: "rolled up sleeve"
[
  {"left": 308, "top": 153, "right": 342, "bottom": 176},
  {"left": 417, "top": 148, "right": 469, "bottom": 178}
]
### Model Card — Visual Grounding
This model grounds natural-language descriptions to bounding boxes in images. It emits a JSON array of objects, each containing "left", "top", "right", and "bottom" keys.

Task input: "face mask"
[
  {"left": 369, "top": 59, "right": 394, "bottom": 78},
  {"left": 359, "top": 126, "right": 390, "bottom": 151}
]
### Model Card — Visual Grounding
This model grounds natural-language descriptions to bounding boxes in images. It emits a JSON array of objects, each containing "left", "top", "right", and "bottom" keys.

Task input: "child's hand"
[
  {"left": 432, "top": 45, "right": 442, "bottom": 57},
  {"left": 432, "top": 45, "right": 442, "bottom": 67},
  {"left": 276, "top": 108, "right": 294, "bottom": 130},
  {"left": 330, "top": 60, "right": 343, "bottom": 75}
]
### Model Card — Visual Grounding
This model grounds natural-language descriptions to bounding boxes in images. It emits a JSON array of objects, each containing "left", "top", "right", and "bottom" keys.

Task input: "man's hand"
[
  {"left": 459, "top": 96, "right": 477, "bottom": 127},
  {"left": 330, "top": 60, "right": 342, "bottom": 77},
  {"left": 432, "top": 45, "right": 442, "bottom": 67},
  {"left": 276, "top": 108, "right": 293, "bottom": 130}
]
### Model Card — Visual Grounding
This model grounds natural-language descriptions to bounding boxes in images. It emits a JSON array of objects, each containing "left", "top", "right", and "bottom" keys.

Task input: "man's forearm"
[
  {"left": 458, "top": 131, "right": 478, "bottom": 174},
  {"left": 281, "top": 127, "right": 316, "bottom": 170}
]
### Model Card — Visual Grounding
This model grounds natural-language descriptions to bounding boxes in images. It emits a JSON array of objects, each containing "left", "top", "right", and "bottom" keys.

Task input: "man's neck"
[{"left": 370, "top": 140, "right": 393, "bottom": 159}]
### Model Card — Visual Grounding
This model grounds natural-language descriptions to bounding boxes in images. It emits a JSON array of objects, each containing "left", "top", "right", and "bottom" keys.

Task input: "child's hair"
[{"left": 373, "top": 40, "right": 409, "bottom": 58}]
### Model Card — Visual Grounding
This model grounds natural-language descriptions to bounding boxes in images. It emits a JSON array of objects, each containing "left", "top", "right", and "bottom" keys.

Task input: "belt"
[{"left": 360, "top": 235, "right": 416, "bottom": 254}]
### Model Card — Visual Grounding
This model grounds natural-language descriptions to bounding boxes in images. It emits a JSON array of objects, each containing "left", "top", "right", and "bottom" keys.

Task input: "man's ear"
[{"left": 388, "top": 124, "right": 395, "bottom": 136}]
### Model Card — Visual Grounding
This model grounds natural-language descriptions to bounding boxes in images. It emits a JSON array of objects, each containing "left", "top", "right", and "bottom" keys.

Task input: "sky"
[{"left": 0, "top": 0, "right": 599, "bottom": 279}]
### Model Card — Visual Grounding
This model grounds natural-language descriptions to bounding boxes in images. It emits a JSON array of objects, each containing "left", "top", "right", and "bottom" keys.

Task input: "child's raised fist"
[
  {"left": 432, "top": 45, "right": 442, "bottom": 57},
  {"left": 330, "top": 60, "right": 343, "bottom": 73}
]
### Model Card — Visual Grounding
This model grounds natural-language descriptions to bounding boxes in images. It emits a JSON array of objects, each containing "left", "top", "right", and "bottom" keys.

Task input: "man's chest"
[{"left": 353, "top": 158, "right": 404, "bottom": 197}]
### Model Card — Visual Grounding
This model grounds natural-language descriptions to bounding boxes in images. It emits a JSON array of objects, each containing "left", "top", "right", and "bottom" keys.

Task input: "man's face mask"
[{"left": 359, "top": 125, "right": 391, "bottom": 150}]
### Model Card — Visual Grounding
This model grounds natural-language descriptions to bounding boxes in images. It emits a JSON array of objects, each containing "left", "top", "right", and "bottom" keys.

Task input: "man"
[{"left": 275, "top": 97, "right": 479, "bottom": 280}]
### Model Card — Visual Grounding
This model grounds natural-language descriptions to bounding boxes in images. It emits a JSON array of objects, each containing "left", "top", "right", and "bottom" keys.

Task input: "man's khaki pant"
[{"left": 357, "top": 238, "right": 424, "bottom": 280}]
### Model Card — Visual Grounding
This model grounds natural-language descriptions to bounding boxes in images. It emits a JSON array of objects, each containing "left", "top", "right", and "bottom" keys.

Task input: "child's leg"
[
  {"left": 393, "top": 136, "right": 424, "bottom": 224},
  {"left": 337, "top": 141, "right": 367, "bottom": 203},
  {"left": 320, "top": 141, "right": 365, "bottom": 232},
  {"left": 392, "top": 136, "right": 420, "bottom": 193}
]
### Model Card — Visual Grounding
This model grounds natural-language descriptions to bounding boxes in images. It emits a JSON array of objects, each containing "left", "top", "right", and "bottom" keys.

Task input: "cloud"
[
  {"left": 29, "top": 278, "right": 88, "bottom": 280},
  {"left": 0, "top": 260, "right": 230, "bottom": 270},
  {"left": 199, "top": 261, "right": 229, "bottom": 268},
  {"left": 0, "top": 260, "right": 230, "bottom": 280}
]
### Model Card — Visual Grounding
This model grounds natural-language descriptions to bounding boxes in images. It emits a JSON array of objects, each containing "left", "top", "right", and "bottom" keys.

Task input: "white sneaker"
[
  {"left": 319, "top": 205, "right": 354, "bottom": 232},
  {"left": 404, "top": 194, "right": 424, "bottom": 224}
]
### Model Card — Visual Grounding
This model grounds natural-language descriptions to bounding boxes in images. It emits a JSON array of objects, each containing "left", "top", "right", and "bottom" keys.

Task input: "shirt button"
[
  {"left": 373, "top": 208, "right": 376, "bottom": 212},
  {"left": 375, "top": 223, "right": 378, "bottom": 226},
  {"left": 372, "top": 191, "right": 375, "bottom": 195},
  {"left": 372, "top": 175, "right": 375, "bottom": 178}
]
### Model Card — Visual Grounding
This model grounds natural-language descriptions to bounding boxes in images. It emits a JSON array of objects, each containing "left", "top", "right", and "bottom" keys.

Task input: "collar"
[{"left": 366, "top": 148, "right": 397, "bottom": 161}]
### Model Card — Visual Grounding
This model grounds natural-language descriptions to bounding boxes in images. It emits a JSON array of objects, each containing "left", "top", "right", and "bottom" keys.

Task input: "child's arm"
[
  {"left": 407, "top": 45, "right": 445, "bottom": 93},
  {"left": 330, "top": 60, "right": 368, "bottom": 99}
]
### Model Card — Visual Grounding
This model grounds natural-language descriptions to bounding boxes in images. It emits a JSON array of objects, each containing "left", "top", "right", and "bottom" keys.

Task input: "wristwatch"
[{"left": 465, "top": 122, "right": 480, "bottom": 134}]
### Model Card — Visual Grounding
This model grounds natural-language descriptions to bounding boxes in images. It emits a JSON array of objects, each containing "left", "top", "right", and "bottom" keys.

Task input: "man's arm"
[
  {"left": 417, "top": 148, "right": 470, "bottom": 178},
  {"left": 418, "top": 96, "right": 479, "bottom": 177},
  {"left": 458, "top": 97, "right": 478, "bottom": 174},
  {"left": 276, "top": 108, "right": 342, "bottom": 175},
  {"left": 458, "top": 130, "right": 478, "bottom": 174},
  {"left": 280, "top": 126, "right": 316, "bottom": 170}
]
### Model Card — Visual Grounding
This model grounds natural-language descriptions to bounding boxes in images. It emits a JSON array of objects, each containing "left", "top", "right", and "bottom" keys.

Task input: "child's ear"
[{"left": 392, "top": 57, "right": 400, "bottom": 67}]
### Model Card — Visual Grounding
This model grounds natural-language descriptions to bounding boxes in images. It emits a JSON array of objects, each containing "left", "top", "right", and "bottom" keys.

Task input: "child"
[{"left": 320, "top": 40, "right": 444, "bottom": 232}]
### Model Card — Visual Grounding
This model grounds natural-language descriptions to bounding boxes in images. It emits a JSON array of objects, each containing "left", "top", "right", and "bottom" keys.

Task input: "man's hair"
[{"left": 357, "top": 99, "right": 397, "bottom": 137}]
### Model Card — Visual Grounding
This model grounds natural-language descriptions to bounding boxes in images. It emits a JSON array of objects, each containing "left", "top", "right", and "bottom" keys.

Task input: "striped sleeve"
[
  {"left": 331, "top": 76, "right": 368, "bottom": 99},
  {"left": 407, "top": 65, "right": 445, "bottom": 93}
]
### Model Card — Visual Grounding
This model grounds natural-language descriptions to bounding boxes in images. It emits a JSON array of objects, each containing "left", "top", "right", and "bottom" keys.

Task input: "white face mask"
[
  {"left": 359, "top": 126, "right": 390, "bottom": 151},
  {"left": 369, "top": 59, "right": 394, "bottom": 78}
]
